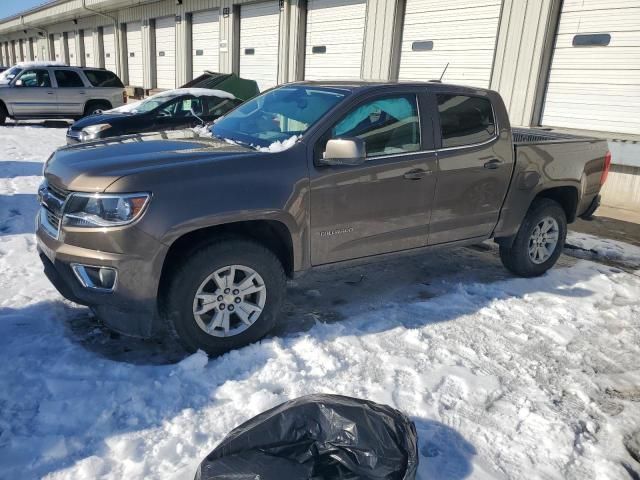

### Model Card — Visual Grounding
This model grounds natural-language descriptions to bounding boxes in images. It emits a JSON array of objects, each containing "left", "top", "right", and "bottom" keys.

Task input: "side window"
[
  {"left": 17, "top": 69, "right": 51, "bottom": 87},
  {"left": 83, "top": 69, "right": 124, "bottom": 88},
  {"left": 204, "top": 98, "right": 241, "bottom": 117},
  {"left": 437, "top": 94, "right": 496, "bottom": 148},
  {"left": 54, "top": 70, "right": 85, "bottom": 88},
  {"left": 330, "top": 95, "right": 421, "bottom": 158}
]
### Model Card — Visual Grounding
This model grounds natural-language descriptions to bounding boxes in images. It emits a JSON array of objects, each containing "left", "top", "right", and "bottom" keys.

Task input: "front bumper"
[{"left": 36, "top": 211, "right": 168, "bottom": 338}]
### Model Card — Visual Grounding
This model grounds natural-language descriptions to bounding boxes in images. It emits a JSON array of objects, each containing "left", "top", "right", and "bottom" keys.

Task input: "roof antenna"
[{"left": 439, "top": 62, "right": 449, "bottom": 82}]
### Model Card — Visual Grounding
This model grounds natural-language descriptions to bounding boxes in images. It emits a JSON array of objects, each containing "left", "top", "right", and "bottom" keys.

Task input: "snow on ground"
[
  {"left": 1, "top": 125, "right": 640, "bottom": 479},
  {"left": 566, "top": 231, "right": 640, "bottom": 269}
]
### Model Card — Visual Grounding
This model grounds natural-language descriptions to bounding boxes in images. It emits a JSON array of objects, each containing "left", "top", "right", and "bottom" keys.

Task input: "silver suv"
[{"left": 0, "top": 62, "right": 126, "bottom": 124}]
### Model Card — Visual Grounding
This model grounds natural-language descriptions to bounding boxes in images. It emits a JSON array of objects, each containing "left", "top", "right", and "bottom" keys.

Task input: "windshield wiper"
[{"left": 210, "top": 133, "right": 258, "bottom": 151}]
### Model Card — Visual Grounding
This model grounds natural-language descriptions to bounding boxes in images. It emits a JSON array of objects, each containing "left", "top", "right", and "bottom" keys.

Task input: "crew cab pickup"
[{"left": 37, "top": 81, "right": 610, "bottom": 355}]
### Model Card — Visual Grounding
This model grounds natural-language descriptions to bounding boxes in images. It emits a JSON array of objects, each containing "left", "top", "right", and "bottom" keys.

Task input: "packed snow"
[
  {"left": 566, "top": 231, "right": 640, "bottom": 269},
  {"left": 1, "top": 125, "right": 640, "bottom": 480}
]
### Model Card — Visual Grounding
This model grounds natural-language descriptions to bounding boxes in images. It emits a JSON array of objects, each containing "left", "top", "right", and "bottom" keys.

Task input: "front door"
[
  {"left": 9, "top": 68, "right": 57, "bottom": 116},
  {"left": 310, "top": 92, "right": 437, "bottom": 265},
  {"left": 428, "top": 93, "right": 513, "bottom": 245}
]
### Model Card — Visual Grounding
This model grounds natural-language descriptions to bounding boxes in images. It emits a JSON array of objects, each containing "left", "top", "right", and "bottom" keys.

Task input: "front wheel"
[
  {"left": 163, "top": 237, "right": 286, "bottom": 356},
  {"left": 499, "top": 198, "right": 567, "bottom": 277}
]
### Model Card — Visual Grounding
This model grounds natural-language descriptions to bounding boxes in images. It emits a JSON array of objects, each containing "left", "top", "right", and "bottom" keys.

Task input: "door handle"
[
  {"left": 483, "top": 159, "right": 502, "bottom": 169},
  {"left": 403, "top": 168, "right": 431, "bottom": 180},
  {"left": 47, "top": 91, "right": 54, "bottom": 95}
]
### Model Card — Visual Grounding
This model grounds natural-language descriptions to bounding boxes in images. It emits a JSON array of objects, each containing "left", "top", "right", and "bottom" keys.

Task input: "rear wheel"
[
  {"left": 0, "top": 104, "right": 7, "bottom": 125},
  {"left": 499, "top": 198, "right": 567, "bottom": 277},
  {"left": 83, "top": 101, "right": 111, "bottom": 117},
  {"left": 163, "top": 237, "right": 286, "bottom": 356}
]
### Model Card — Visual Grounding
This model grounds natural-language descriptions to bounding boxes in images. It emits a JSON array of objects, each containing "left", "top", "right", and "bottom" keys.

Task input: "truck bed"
[{"left": 512, "top": 127, "right": 596, "bottom": 145}]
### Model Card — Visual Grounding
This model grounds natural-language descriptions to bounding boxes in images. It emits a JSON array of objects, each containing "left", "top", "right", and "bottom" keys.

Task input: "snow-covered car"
[
  {"left": 0, "top": 62, "right": 126, "bottom": 125},
  {"left": 66, "top": 88, "right": 243, "bottom": 144}
]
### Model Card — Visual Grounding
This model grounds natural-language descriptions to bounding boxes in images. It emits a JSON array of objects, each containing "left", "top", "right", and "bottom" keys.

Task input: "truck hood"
[{"left": 44, "top": 130, "right": 252, "bottom": 192}]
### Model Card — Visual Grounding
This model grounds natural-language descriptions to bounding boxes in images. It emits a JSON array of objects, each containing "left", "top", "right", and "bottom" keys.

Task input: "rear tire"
[
  {"left": 0, "top": 105, "right": 6, "bottom": 125},
  {"left": 499, "top": 198, "right": 567, "bottom": 277},
  {"left": 83, "top": 101, "right": 111, "bottom": 117},
  {"left": 163, "top": 237, "right": 286, "bottom": 356}
]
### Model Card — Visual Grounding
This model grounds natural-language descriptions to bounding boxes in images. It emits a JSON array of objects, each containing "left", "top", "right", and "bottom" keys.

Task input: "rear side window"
[
  {"left": 437, "top": 94, "right": 496, "bottom": 148},
  {"left": 83, "top": 69, "right": 125, "bottom": 88},
  {"left": 54, "top": 70, "right": 85, "bottom": 88}
]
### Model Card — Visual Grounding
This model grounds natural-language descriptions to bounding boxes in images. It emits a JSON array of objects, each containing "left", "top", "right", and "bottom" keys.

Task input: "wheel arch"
[{"left": 83, "top": 99, "right": 112, "bottom": 115}]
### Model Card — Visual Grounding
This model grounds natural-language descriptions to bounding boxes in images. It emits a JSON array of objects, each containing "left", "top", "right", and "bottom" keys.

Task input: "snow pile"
[
  {"left": 566, "top": 231, "right": 640, "bottom": 268},
  {"left": 1, "top": 126, "right": 640, "bottom": 479},
  {"left": 257, "top": 135, "right": 299, "bottom": 153}
]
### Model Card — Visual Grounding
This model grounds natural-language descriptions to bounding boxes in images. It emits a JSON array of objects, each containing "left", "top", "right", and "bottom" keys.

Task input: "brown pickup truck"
[{"left": 37, "top": 81, "right": 610, "bottom": 355}]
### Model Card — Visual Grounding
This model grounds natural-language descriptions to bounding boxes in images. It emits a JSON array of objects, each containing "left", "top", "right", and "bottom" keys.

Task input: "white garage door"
[
  {"left": 398, "top": 0, "right": 501, "bottom": 87},
  {"left": 66, "top": 32, "right": 78, "bottom": 65},
  {"left": 541, "top": 0, "right": 640, "bottom": 135},
  {"left": 53, "top": 34, "right": 63, "bottom": 62},
  {"left": 126, "top": 21, "right": 144, "bottom": 86},
  {"left": 102, "top": 25, "right": 117, "bottom": 72},
  {"left": 155, "top": 16, "right": 176, "bottom": 89},
  {"left": 192, "top": 10, "right": 220, "bottom": 78},
  {"left": 83, "top": 30, "right": 95, "bottom": 67},
  {"left": 304, "top": 0, "right": 366, "bottom": 80},
  {"left": 240, "top": 2, "right": 280, "bottom": 91},
  {"left": 20, "top": 39, "right": 28, "bottom": 62}
]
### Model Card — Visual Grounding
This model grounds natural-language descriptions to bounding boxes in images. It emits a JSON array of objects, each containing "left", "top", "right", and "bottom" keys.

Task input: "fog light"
[{"left": 71, "top": 264, "right": 117, "bottom": 292}]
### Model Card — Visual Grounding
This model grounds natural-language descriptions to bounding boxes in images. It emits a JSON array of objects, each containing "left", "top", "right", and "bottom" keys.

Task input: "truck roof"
[{"left": 291, "top": 80, "right": 492, "bottom": 95}]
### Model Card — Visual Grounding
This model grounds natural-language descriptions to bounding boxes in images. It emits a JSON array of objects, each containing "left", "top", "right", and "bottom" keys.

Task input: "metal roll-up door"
[
  {"left": 541, "top": 0, "right": 640, "bottom": 135},
  {"left": 155, "top": 16, "right": 176, "bottom": 89},
  {"left": 15, "top": 41, "right": 22, "bottom": 62},
  {"left": 192, "top": 10, "right": 220, "bottom": 78},
  {"left": 52, "top": 34, "right": 62, "bottom": 62},
  {"left": 102, "top": 25, "right": 117, "bottom": 72},
  {"left": 83, "top": 30, "right": 95, "bottom": 67},
  {"left": 126, "top": 21, "right": 144, "bottom": 86},
  {"left": 66, "top": 31, "right": 78, "bottom": 65},
  {"left": 304, "top": 0, "right": 366, "bottom": 80},
  {"left": 239, "top": 2, "right": 280, "bottom": 91},
  {"left": 20, "top": 39, "right": 28, "bottom": 62},
  {"left": 398, "top": 0, "right": 501, "bottom": 87}
]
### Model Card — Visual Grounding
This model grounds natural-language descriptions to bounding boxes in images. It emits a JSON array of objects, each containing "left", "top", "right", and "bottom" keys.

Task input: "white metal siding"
[
  {"left": 126, "top": 21, "right": 144, "bottom": 86},
  {"left": 66, "top": 31, "right": 78, "bottom": 65},
  {"left": 155, "top": 16, "right": 176, "bottom": 89},
  {"left": 83, "top": 30, "right": 95, "bottom": 67},
  {"left": 541, "top": 0, "right": 640, "bottom": 135},
  {"left": 399, "top": 0, "right": 501, "bottom": 87},
  {"left": 192, "top": 10, "right": 220, "bottom": 78},
  {"left": 304, "top": 0, "right": 366, "bottom": 80},
  {"left": 102, "top": 25, "right": 117, "bottom": 72},
  {"left": 53, "top": 33, "right": 63, "bottom": 62},
  {"left": 240, "top": 2, "right": 280, "bottom": 91}
]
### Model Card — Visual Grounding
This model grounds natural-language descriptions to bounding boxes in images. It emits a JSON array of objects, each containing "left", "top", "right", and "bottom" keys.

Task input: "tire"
[
  {"left": 163, "top": 237, "right": 286, "bottom": 356},
  {"left": 0, "top": 105, "right": 6, "bottom": 125},
  {"left": 83, "top": 102, "right": 110, "bottom": 117},
  {"left": 499, "top": 198, "right": 567, "bottom": 277}
]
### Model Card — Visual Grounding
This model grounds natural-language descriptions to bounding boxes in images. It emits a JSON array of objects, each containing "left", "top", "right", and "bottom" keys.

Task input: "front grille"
[
  {"left": 46, "top": 208, "right": 61, "bottom": 229},
  {"left": 38, "top": 181, "right": 68, "bottom": 239},
  {"left": 48, "top": 182, "right": 69, "bottom": 200}
]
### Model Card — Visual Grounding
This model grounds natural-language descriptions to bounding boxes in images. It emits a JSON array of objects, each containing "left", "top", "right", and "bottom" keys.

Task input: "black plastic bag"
[{"left": 195, "top": 394, "right": 418, "bottom": 480}]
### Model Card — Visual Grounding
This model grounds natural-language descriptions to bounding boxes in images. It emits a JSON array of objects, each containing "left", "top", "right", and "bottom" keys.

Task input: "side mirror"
[
  {"left": 14, "top": 79, "right": 23, "bottom": 87},
  {"left": 320, "top": 138, "right": 366, "bottom": 166}
]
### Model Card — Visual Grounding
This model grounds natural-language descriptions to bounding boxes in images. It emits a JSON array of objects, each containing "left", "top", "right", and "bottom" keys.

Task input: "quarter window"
[
  {"left": 17, "top": 69, "right": 51, "bottom": 88},
  {"left": 54, "top": 70, "right": 85, "bottom": 88},
  {"left": 331, "top": 95, "right": 421, "bottom": 158},
  {"left": 437, "top": 94, "right": 496, "bottom": 148}
]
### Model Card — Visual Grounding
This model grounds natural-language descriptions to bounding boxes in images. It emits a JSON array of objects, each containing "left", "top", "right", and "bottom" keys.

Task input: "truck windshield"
[{"left": 211, "top": 85, "right": 348, "bottom": 149}]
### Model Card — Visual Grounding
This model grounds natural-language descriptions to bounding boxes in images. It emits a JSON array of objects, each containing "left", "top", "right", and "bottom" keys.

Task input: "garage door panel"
[
  {"left": 83, "top": 31, "right": 95, "bottom": 67},
  {"left": 126, "top": 22, "right": 143, "bottom": 86},
  {"left": 304, "top": 0, "right": 366, "bottom": 81},
  {"left": 192, "top": 10, "right": 220, "bottom": 77},
  {"left": 541, "top": 3, "right": 640, "bottom": 134},
  {"left": 240, "top": 2, "right": 280, "bottom": 91},
  {"left": 53, "top": 34, "right": 62, "bottom": 62},
  {"left": 66, "top": 32, "right": 78, "bottom": 65},
  {"left": 103, "top": 25, "right": 117, "bottom": 71},
  {"left": 155, "top": 16, "right": 176, "bottom": 89},
  {"left": 398, "top": 0, "right": 500, "bottom": 87}
]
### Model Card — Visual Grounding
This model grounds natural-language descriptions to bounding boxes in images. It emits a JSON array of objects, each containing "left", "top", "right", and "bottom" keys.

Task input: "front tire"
[
  {"left": 499, "top": 198, "right": 567, "bottom": 277},
  {"left": 163, "top": 237, "right": 286, "bottom": 356},
  {"left": 0, "top": 105, "right": 6, "bottom": 125}
]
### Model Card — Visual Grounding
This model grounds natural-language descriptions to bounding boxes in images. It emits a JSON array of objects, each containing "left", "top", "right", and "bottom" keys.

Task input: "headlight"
[
  {"left": 62, "top": 193, "right": 150, "bottom": 228},
  {"left": 80, "top": 123, "right": 111, "bottom": 141}
]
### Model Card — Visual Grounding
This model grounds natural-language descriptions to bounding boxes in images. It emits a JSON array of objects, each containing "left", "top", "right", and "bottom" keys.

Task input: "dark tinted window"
[
  {"left": 83, "top": 69, "right": 124, "bottom": 88},
  {"left": 331, "top": 95, "right": 421, "bottom": 158},
  {"left": 54, "top": 70, "right": 84, "bottom": 88},
  {"left": 437, "top": 94, "right": 496, "bottom": 148},
  {"left": 204, "top": 97, "right": 242, "bottom": 117},
  {"left": 17, "top": 69, "right": 51, "bottom": 87}
]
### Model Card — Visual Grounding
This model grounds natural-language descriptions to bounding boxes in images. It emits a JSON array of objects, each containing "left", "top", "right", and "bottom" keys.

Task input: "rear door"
[
  {"left": 428, "top": 92, "right": 512, "bottom": 245},
  {"left": 309, "top": 90, "right": 437, "bottom": 265},
  {"left": 53, "top": 69, "right": 88, "bottom": 116},
  {"left": 8, "top": 68, "right": 57, "bottom": 116}
]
